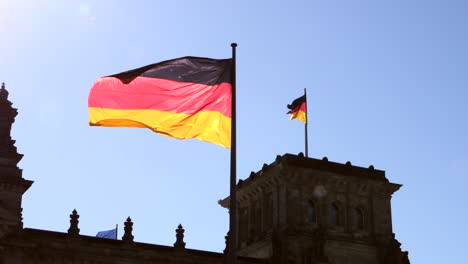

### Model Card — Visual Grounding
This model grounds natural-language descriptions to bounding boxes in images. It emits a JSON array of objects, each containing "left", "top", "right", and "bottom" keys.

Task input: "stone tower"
[
  {"left": 220, "top": 153, "right": 409, "bottom": 264},
  {"left": 0, "top": 83, "right": 33, "bottom": 238}
]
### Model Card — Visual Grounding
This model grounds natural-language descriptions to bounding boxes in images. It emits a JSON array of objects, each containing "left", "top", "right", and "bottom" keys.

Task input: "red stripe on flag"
[
  {"left": 290, "top": 101, "right": 306, "bottom": 114},
  {"left": 88, "top": 76, "right": 232, "bottom": 117}
]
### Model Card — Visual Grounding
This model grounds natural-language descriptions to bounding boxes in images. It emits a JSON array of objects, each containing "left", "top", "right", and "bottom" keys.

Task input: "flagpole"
[
  {"left": 116, "top": 224, "right": 118, "bottom": 240},
  {"left": 304, "top": 88, "right": 308, "bottom": 158},
  {"left": 228, "top": 43, "right": 238, "bottom": 264}
]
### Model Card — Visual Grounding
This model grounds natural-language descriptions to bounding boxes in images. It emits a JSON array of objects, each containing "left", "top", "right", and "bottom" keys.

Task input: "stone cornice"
[
  {"left": 219, "top": 153, "right": 400, "bottom": 208},
  {"left": 0, "top": 174, "right": 33, "bottom": 194}
]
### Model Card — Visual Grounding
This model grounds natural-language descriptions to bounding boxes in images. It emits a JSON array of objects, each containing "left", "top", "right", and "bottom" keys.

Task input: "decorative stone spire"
[
  {"left": 173, "top": 224, "right": 186, "bottom": 249},
  {"left": 122, "top": 217, "right": 134, "bottom": 242},
  {"left": 67, "top": 209, "right": 80, "bottom": 236},
  {"left": 0, "top": 82, "right": 23, "bottom": 168},
  {"left": 0, "top": 83, "right": 32, "bottom": 238}
]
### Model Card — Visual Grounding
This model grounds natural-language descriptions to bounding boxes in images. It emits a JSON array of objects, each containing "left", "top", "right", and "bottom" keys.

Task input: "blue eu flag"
[{"left": 96, "top": 227, "right": 117, "bottom": 239}]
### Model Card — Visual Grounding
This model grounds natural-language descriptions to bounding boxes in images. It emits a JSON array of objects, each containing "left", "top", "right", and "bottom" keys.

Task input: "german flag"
[
  {"left": 287, "top": 95, "right": 307, "bottom": 123},
  {"left": 88, "top": 57, "right": 232, "bottom": 148}
]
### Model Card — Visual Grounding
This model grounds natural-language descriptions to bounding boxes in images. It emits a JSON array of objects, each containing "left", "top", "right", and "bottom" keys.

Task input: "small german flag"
[{"left": 287, "top": 95, "right": 307, "bottom": 123}]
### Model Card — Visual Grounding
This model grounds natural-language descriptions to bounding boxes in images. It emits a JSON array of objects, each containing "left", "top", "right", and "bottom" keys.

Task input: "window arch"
[
  {"left": 353, "top": 207, "right": 364, "bottom": 230},
  {"left": 330, "top": 203, "right": 340, "bottom": 226},
  {"left": 306, "top": 201, "right": 317, "bottom": 224}
]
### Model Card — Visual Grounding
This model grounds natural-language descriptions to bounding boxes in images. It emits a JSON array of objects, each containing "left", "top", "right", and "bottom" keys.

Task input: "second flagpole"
[{"left": 304, "top": 88, "right": 308, "bottom": 158}]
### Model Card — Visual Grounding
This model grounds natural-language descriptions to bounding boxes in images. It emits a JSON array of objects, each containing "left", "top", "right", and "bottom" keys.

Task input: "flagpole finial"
[{"left": 231, "top": 43, "right": 237, "bottom": 47}]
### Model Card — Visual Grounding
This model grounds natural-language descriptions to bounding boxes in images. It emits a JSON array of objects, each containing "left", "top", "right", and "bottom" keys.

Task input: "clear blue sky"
[{"left": 1, "top": 1, "right": 467, "bottom": 263}]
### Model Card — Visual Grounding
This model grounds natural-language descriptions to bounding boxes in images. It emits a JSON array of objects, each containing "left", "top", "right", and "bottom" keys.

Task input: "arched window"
[
  {"left": 307, "top": 201, "right": 317, "bottom": 224},
  {"left": 330, "top": 203, "right": 340, "bottom": 226},
  {"left": 354, "top": 208, "right": 364, "bottom": 230}
]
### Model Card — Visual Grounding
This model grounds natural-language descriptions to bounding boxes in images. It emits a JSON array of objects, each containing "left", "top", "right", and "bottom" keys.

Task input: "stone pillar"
[{"left": 0, "top": 83, "right": 33, "bottom": 238}]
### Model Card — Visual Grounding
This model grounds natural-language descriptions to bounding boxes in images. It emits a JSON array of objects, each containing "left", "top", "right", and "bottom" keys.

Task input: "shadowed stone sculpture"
[
  {"left": 173, "top": 224, "right": 186, "bottom": 249},
  {"left": 122, "top": 217, "right": 134, "bottom": 242},
  {"left": 67, "top": 209, "right": 80, "bottom": 236}
]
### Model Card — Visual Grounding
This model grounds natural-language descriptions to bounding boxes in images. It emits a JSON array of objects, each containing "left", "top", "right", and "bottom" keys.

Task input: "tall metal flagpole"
[
  {"left": 228, "top": 43, "right": 238, "bottom": 264},
  {"left": 304, "top": 88, "right": 308, "bottom": 158}
]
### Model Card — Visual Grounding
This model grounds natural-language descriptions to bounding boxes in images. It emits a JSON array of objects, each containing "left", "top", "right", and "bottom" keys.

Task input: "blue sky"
[{"left": 1, "top": 0, "right": 467, "bottom": 263}]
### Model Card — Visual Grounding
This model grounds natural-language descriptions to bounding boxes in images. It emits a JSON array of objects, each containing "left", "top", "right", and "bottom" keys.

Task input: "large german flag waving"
[
  {"left": 88, "top": 57, "right": 232, "bottom": 148},
  {"left": 287, "top": 95, "right": 307, "bottom": 123}
]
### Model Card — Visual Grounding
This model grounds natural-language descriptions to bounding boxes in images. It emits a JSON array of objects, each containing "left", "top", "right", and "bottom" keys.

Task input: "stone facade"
[
  {"left": 219, "top": 155, "right": 410, "bottom": 264},
  {"left": 0, "top": 83, "right": 409, "bottom": 263},
  {"left": 1, "top": 225, "right": 264, "bottom": 264}
]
